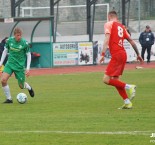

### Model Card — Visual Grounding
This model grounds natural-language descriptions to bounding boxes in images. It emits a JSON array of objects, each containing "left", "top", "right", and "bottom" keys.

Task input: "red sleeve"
[{"left": 104, "top": 21, "right": 113, "bottom": 34}]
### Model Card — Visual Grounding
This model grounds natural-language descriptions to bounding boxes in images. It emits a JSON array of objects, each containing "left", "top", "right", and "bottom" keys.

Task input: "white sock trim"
[
  {"left": 24, "top": 82, "right": 31, "bottom": 90},
  {"left": 125, "top": 84, "right": 131, "bottom": 90},
  {"left": 124, "top": 98, "right": 131, "bottom": 104},
  {"left": 2, "top": 85, "right": 12, "bottom": 100}
]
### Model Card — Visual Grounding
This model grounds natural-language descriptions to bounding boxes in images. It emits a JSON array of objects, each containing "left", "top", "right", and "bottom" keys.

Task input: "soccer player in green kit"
[{"left": 0, "top": 27, "right": 34, "bottom": 103}]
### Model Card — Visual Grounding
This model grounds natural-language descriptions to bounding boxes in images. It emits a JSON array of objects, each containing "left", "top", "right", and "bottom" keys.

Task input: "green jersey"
[{"left": 5, "top": 37, "right": 30, "bottom": 71}]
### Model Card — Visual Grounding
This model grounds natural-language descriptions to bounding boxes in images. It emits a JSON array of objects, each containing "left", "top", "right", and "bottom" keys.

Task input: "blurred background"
[{"left": 0, "top": 0, "right": 155, "bottom": 39}]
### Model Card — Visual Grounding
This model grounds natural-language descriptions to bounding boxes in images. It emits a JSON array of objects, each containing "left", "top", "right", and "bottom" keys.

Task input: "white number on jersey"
[
  {"left": 118, "top": 26, "right": 123, "bottom": 37},
  {"left": 118, "top": 39, "right": 123, "bottom": 47},
  {"left": 118, "top": 26, "right": 123, "bottom": 47}
]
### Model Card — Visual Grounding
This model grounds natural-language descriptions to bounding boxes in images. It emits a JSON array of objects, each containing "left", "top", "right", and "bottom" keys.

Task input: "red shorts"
[{"left": 105, "top": 52, "right": 127, "bottom": 77}]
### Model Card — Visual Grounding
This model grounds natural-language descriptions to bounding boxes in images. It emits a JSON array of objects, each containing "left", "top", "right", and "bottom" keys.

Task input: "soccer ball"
[{"left": 17, "top": 93, "right": 27, "bottom": 104}]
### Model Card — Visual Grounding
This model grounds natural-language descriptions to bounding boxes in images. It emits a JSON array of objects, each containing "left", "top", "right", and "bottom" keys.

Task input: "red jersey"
[{"left": 104, "top": 21, "right": 130, "bottom": 56}]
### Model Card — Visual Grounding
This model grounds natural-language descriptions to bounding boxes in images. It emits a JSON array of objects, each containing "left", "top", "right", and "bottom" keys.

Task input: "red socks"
[
  {"left": 108, "top": 79, "right": 127, "bottom": 100},
  {"left": 115, "top": 87, "right": 128, "bottom": 100},
  {"left": 109, "top": 79, "right": 126, "bottom": 88}
]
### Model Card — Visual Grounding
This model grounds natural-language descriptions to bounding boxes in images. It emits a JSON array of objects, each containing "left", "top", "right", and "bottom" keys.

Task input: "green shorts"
[{"left": 3, "top": 64, "right": 25, "bottom": 88}]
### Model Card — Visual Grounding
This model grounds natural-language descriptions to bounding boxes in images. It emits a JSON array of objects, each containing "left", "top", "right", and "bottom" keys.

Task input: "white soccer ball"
[{"left": 17, "top": 93, "right": 27, "bottom": 104}]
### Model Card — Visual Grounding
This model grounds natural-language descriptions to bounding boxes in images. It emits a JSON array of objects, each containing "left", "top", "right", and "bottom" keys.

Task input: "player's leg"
[
  {"left": 104, "top": 75, "right": 126, "bottom": 88},
  {"left": 105, "top": 52, "right": 136, "bottom": 100},
  {"left": 103, "top": 75, "right": 127, "bottom": 99},
  {"left": 15, "top": 70, "right": 35, "bottom": 97},
  {"left": 103, "top": 75, "right": 129, "bottom": 101},
  {"left": 103, "top": 74, "right": 136, "bottom": 99},
  {"left": 24, "top": 82, "right": 34, "bottom": 97},
  {"left": 116, "top": 87, "right": 132, "bottom": 109},
  {"left": 141, "top": 47, "right": 146, "bottom": 61},
  {"left": 146, "top": 46, "right": 151, "bottom": 63},
  {"left": 104, "top": 52, "right": 127, "bottom": 88},
  {"left": 1, "top": 66, "right": 13, "bottom": 103},
  {"left": 103, "top": 53, "right": 135, "bottom": 108},
  {"left": 103, "top": 75, "right": 132, "bottom": 109},
  {"left": 114, "top": 77, "right": 133, "bottom": 109}
]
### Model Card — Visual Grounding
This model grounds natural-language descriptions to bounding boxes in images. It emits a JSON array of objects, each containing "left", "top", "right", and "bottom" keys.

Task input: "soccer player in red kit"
[{"left": 100, "top": 11, "right": 143, "bottom": 109}]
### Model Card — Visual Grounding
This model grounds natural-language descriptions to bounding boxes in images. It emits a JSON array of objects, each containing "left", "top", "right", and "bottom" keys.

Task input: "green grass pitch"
[{"left": 0, "top": 68, "right": 155, "bottom": 145}]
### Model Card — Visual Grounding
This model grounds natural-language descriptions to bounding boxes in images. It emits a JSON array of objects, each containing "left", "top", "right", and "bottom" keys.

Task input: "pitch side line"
[{"left": 0, "top": 131, "right": 153, "bottom": 135}]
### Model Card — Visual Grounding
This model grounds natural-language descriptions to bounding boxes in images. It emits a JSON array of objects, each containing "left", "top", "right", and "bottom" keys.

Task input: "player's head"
[
  {"left": 145, "top": 25, "right": 151, "bottom": 32},
  {"left": 14, "top": 27, "right": 22, "bottom": 42},
  {"left": 108, "top": 11, "right": 118, "bottom": 21}
]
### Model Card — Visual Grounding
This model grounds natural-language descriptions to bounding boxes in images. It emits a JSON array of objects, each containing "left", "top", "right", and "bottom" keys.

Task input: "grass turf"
[{"left": 0, "top": 68, "right": 155, "bottom": 145}]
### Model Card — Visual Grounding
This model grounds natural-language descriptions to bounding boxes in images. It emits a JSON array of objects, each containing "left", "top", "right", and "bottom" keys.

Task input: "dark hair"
[{"left": 146, "top": 25, "right": 150, "bottom": 29}]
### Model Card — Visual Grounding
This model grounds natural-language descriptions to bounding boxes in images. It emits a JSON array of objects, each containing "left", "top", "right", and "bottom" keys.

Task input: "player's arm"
[
  {"left": 126, "top": 37, "right": 144, "bottom": 63},
  {"left": 139, "top": 33, "right": 143, "bottom": 45},
  {"left": 0, "top": 38, "right": 9, "bottom": 66},
  {"left": 100, "top": 33, "right": 110, "bottom": 63},
  {"left": 0, "top": 48, "right": 8, "bottom": 66},
  {"left": 151, "top": 32, "right": 155, "bottom": 45},
  {"left": 25, "top": 52, "right": 31, "bottom": 77}
]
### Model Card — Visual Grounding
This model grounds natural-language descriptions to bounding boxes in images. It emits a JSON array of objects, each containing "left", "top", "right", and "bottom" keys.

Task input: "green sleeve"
[
  {"left": 25, "top": 41, "right": 30, "bottom": 53},
  {"left": 5, "top": 38, "right": 10, "bottom": 50}
]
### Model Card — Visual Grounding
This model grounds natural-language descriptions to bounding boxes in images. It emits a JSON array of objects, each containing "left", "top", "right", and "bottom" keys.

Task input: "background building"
[{"left": 0, "top": 0, "right": 155, "bottom": 37}]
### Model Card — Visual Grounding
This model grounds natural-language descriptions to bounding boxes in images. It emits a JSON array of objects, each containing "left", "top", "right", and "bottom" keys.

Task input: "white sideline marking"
[{"left": 0, "top": 130, "right": 153, "bottom": 135}]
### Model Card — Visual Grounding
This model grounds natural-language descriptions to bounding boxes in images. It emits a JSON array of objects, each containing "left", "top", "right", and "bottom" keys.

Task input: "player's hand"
[
  {"left": 99, "top": 56, "right": 105, "bottom": 64},
  {"left": 0, "top": 65, "right": 4, "bottom": 72},
  {"left": 0, "top": 64, "right": 2, "bottom": 67},
  {"left": 25, "top": 69, "right": 30, "bottom": 77},
  {"left": 137, "top": 55, "right": 144, "bottom": 64}
]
